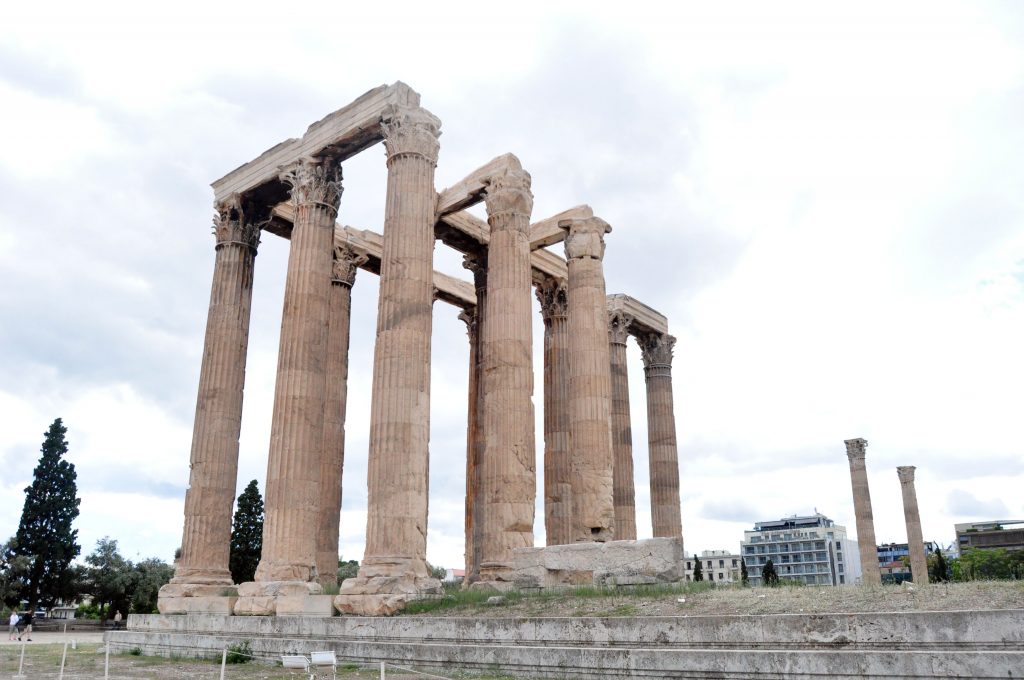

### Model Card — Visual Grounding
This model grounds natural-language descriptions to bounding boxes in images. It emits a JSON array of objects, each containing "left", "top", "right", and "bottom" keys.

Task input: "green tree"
[
  {"left": 928, "top": 548, "right": 950, "bottom": 583},
  {"left": 0, "top": 539, "right": 32, "bottom": 609},
  {"left": 13, "top": 419, "right": 82, "bottom": 613},
  {"left": 740, "top": 557, "right": 749, "bottom": 586},
  {"left": 131, "top": 558, "right": 175, "bottom": 614},
  {"left": 229, "top": 480, "right": 264, "bottom": 584},
  {"left": 692, "top": 555, "right": 703, "bottom": 582},
  {"left": 955, "top": 548, "right": 1019, "bottom": 581},
  {"left": 337, "top": 558, "right": 359, "bottom": 583},
  {"left": 84, "top": 537, "right": 137, "bottom": 618},
  {"left": 762, "top": 558, "right": 779, "bottom": 586}
]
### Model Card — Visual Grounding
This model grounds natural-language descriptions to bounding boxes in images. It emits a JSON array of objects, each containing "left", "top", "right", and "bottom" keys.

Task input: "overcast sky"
[{"left": 1, "top": 1, "right": 1022, "bottom": 571}]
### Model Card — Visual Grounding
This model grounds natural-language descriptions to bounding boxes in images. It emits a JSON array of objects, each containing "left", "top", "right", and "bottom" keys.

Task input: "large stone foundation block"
[
  {"left": 334, "top": 574, "right": 442, "bottom": 616},
  {"left": 512, "top": 536, "right": 684, "bottom": 589},
  {"left": 157, "top": 583, "right": 238, "bottom": 615},
  {"left": 276, "top": 594, "right": 335, "bottom": 617},
  {"left": 233, "top": 581, "right": 323, "bottom": 616}
]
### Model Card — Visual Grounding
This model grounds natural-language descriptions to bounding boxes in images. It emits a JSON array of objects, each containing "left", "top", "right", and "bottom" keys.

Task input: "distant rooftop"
[
  {"left": 954, "top": 520, "right": 1024, "bottom": 532},
  {"left": 752, "top": 513, "right": 836, "bottom": 531}
]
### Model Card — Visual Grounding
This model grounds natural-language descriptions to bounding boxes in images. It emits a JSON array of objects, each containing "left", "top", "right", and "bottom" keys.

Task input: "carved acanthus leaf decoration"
[
  {"left": 280, "top": 157, "right": 343, "bottom": 213},
  {"left": 381, "top": 105, "right": 441, "bottom": 164},
  {"left": 607, "top": 310, "right": 634, "bottom": 345},
  {"left": 638, "top": 332, "right": 676, "bottom": 368},
  {"left": 535, "top": 276, "right": 569, "bottom": 321},
  {"left": 484, "top": 167, "right": 533, "bottom": 224},
  {"left": 562, "top": 217, "right": 611, "bottom": 261},
  {"left": 332, "top": 244, "right": 368, "bottom": 287}
]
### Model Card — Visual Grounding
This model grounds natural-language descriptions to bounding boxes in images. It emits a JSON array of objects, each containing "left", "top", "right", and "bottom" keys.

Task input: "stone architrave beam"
[
  {"left": 606, "top": 294, "right": 669, "bottom": 336},
  {"left": 529, "top": 205, "right": 592, "bottom": 250},
  {"left": 435, "top": 153, "right": 521, "bottom": 217},
  {"left": 212, "top": 82, "right": 420, "bottom": 204}
]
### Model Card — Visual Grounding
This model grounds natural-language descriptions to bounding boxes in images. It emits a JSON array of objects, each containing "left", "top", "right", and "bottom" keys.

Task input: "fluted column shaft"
[
  {"left": 639, "top": 333, "right": 683, "bottom": 538},
  {"left": 478, "top": 166, "right": 536, "bottom": 580},
  {"left": 845, "top": 438, "right": 881, "bottom": 585},
  {"left": 315, "top": 245, "right": 366, "bottom": 586},
  {"left": 255, "top": 157, "right": 342, "bottom": 583},
  {"left": 174, "top": 200, "right": 260, "bottom": 585},
  {"left": 608, "top": 311, "right": 636, "bottom": 540},
  {"left": 360, "top": 107, "right": 441, "bottom": 578},
  {"left": 897, "top": 466, "right": 929, "bottom": 584},
  {"left": 462, "top": 255, "right": 487, "bottom": 583},
  {"left": 561, "top": 217, "right": 615, "bottom": 542},
  {"left": 537, "top": 277, "right": 571, "bottom": 546}
]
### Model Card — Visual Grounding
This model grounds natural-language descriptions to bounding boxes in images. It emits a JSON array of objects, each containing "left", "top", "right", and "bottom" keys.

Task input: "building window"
[
  {"left": 708, "top": 572, "right": 714, "bottom": 581},
  {"left": 719, "top": 560, "right": 725, "bottom": 568},
  {"left": 840, "top": 575, "right": 845, "bottom": 584},
  {"left": 732, "top": 559, "right": 738, "bottom": 568},
  {"left": 838, "top": 564, "right": 844, "bottom": 573},
  {"left": 686, "top": 562, "right": 691, "bottom": 569},
  {"left": 707, "top": 561, "right": 712, "bottom": 569}
]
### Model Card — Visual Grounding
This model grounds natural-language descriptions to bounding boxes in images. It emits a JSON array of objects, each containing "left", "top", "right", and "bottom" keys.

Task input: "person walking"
[
  {"left": 113, "top": 610, "right": 122, "bottom": 630},
  {"left": 7, "top": 611, "right": 18, "bottom": 640},
  {"left": 17, "top": 613, "right": 31, "bottom": 642}
]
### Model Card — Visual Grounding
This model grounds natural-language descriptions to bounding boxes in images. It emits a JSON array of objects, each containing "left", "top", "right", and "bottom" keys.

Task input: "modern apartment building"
[
  {"left": 685, "top": 550, "right": 742, "bottom": 583},
  {"left": 741, "top": 513, "right": 862, "bottom": 586},
  {"left": 876, "top": 541, "right": 942, "bottom": 566},
  {"left": 954, "top": 520, "right": 1024, "bottom": 555}
]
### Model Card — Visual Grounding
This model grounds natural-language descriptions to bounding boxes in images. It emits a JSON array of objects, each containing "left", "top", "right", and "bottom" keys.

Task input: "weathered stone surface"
[
  {"left": 898, "top": 465, "right": 930, "bottom": 584},
  {"left": 232, "top": 596, "right": 276, "bottom": 616},
  {"left": 334, "top": 573, "right": 441, "bottom": 616},
  {"left": 845, "top": 438, "right": 881, "bottom": 585},
  {"left": 157, "top": 583, "right": 230, "bottom": 599},
  {"left": 171, "top": 198, "right": 261, "bottom": 590},
  {"left": 560, "top": 216, "right": 616, "bottom": 542},
  {"left": 638, "top": 332, "right": 683, "bottom": 538},
  {"left": 512, "top": 537, "right": 685, "bottom": 589},
  {"left": 236, "top": 581, "right": 321, "bottom": 598},
  {"left": 477, "top": 162, "right": 536, "bottom": 584},
  {"left": 156, "top": 596, "right": 236, "bottom": 615},
  {"left": 537, "top": 276, "right": 572, "bottom": 547},
  {"left": 342, "top": 106, "right": 442, "bottom": 607},
  {"left": 608, "top": 309, "right": 636, "bottom": 540},
  {"left": 255, "top": 157, "right": 343, "bottom": 584},
  {"left": 275, "top": 594, "right": 335, "bottom": 617}
]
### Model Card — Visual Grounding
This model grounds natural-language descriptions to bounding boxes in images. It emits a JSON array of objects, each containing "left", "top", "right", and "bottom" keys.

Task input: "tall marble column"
[
  {"left": 897, "top": 466, "right": 929, "bottom": 584},
  {"left": 316, "top": 244, "right": 367, "bottom": 586},
  {"left": 253, "top": 156, "right": 342, "bottom": 587},
  {"left": 168, "top": 197, "right": 261, "bottom": 590},
  {"left": 462, "top": 253, "right": 487, "bottom": 584},
  {"left": 336, "top": 106, "right": 442, "bottom": 616},
  {"left": 638, "top": 332, "right": 683, "bottom": 538},
  {"left": 608, "top": 310, "right": 637, "bottom": 540},
  {"left": 537, "top": 276, "right": 571, "bottom": 546},
  {"left": 477, "top": 165, "right": 536, "bottom": 584},
  {"left": 560, "top": 216, "right": 615, "bottom": 542},
  {"left": 844, "top": 438, "right": 881, "bottom": 585}
]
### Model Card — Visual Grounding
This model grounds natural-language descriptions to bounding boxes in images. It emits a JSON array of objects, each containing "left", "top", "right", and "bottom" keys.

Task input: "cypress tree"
[
  {"left": 14, "top": 418, "right": 81, "bottom": 613},
  {"left": 692, "top": 554, "right": 703, "bottom": 582},
  {"left": 740, "top": 557, "right": 749, "bottom": 585},
  {"left": 229, "top": 480, "right": 264, "bottom": 584},
  {"left": 762, "top": 558, "right": 779, "bottom": 586}
]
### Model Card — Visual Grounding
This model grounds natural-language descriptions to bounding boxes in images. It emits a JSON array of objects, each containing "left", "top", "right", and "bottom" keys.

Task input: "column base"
[
  {"left": 334, "top": 575, "right": 442, "bottom": 616},
  {"left": 157, "top": 583, "right": 238, "bottom": 615},
  {"left": 234, "top": 580, "right": 324, "bottom": 616}
]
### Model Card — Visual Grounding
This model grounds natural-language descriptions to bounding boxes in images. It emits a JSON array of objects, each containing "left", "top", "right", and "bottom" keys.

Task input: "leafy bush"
[{"left": 226, "top": 640, "right": 252, "bottom": 664}]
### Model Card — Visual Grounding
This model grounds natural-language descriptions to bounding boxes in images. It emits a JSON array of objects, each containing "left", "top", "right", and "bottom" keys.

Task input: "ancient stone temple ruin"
[{"left": 158, "top": 82, "right": 683, "bottom": 617}]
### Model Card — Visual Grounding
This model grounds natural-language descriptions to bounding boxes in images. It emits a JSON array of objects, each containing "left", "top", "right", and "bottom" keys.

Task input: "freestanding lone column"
[
  {"left": 897, "top": 466, "right": 929, "bottom": 584},
  {"left": 638, "top": 332, "right": 683, "bottom": 538},
  {"left": 461, "top": 253, "right": 487, "bottom": 584},
  {"left": 608, "top": 310, "right": 637, "bottom": 540},
  {"left": 163, "top": 198, "right": 261, "bottom": 603},
  {"left": 336, "top": 106, "right": 442, "bottom": 616},
  {"left": 316, "top": 244, "right": 367, "bottom": 586},
  {"left": 844, "top": 438, "right": 881, "bottom": 585},
  {"left": 560, "top": 216, "right": 615, "bottom": 542},
  {"left": 537, "top": 276, "right": 571, "bottom": 546},
  {"left": 248, "top": 157, "right": 342, "bottom": 595},
  {"left": 477, "top": 163, "right": 536, "bottom": 585}
]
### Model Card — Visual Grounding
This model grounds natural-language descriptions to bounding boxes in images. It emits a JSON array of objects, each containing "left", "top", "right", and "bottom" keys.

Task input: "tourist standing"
[{"left": 7, "top": 611, "right": 18, "bottom": 640}]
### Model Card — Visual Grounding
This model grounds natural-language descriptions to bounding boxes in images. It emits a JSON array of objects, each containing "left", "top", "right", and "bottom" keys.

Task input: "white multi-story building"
[
  {"left": 741, "top": 513, "right": 862, "bottom": 586},
  {"left": 685, "top": 550, "right": 742, "bottom": 583}
]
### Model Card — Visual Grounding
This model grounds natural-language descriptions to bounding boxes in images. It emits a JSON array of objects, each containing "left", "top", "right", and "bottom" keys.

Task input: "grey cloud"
[
  {"left": 946, "top": 489, "right": 1009, "bottom": 518},
  {"left": 699, "top": 498, "right": 759, "bottom": 523}
]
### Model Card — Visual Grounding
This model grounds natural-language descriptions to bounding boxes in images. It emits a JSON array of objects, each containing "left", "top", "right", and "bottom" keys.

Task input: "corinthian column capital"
[
  {"left": 845, "top": 438, "right": 868, "bottom": 462},
  {"left": 212, "top": 196, "right": 262, "bottom": 253},
  {"left": 639, "top": 332, "right": 676, "bottom": 370},
  {"left": 535, "top": 276, "right": 568, "bottom": 323},
  {"left": 897, "top": 465, "right": 916, "bottom": 484},
  {"left": 608, "top": 310, "right": 634, "bottom": 346},
  {"left": 332, "top": 244, "right": 368, "bottom": 288},
  {"left": 483, "top": 167, "right": 533, "bottom": 226},
  {"left": 560, "top": 216, "right": 612, "bottom": 261},
  {"left": 381, "top": 105, "right": 442, "bottom": 165},
  {"left": 458, "top": 307, "right": 478, "bottom": 339},
  {"left": 280, "top": 156, "right": 343, "bottom": 214}
]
